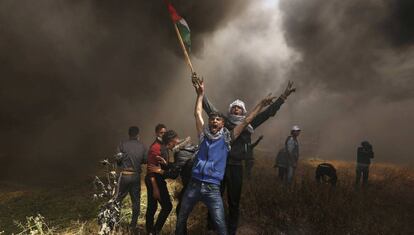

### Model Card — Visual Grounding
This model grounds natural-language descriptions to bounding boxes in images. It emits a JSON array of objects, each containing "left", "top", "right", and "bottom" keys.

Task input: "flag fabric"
[{"left": 164, "top": 0, "right": 191, "bottom": 50}]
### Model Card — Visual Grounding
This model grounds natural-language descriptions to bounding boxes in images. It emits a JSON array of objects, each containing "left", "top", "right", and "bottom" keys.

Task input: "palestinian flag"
[{"left": 164, "top": 0, "right": 191, "bottom": 50}]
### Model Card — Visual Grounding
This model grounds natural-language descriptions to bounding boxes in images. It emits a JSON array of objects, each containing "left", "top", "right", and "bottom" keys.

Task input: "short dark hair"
[
  {"left": 361, "top": 141, "right": 371, "bottom": 148},
  {"left": 162, "top": 130, "right": 178, "bottom": 145},
  {"left": 208, "top": 111, "right": 225, "bottom": 120},
  {"left": 155, "top": 123, "right": 167, "bottom": 133},
  {"left": 128, "top": 126, "right": 139, "bottom": 137}
]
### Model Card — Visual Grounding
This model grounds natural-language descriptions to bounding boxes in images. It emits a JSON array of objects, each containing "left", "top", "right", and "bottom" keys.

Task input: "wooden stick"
[{"left": 174, "top": 23, "right": 194, "bottom": 74}]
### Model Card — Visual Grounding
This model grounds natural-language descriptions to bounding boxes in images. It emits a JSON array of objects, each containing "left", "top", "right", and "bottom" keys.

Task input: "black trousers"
[
  {"left": 116, "top": 173, "right": 141, "bottom": 228},
  {"left": 145, "top": 175, "right": 172, "bottom": 233},
  {"left": 175, "top": 177, "right": 190, "bottom": 235},
  {"left": 278, "top": 167, "right": 287, "bottom": 181},
  {"left": 245, "top": 159, "right": 254, "bottom": 179},
  {"left": 207, "top": 164, "right": 243, "bottom": 235},
  {"left": 356, "top": 165, "right": 370, "bottom": 186},
  {"left": 176, "top": 176, "right": 190, "bottom": 217}
]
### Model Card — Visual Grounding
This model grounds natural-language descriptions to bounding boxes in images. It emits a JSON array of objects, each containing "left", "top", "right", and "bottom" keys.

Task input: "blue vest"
[{"left": 191, "top": 135, "right": 229, "bottom": 185}]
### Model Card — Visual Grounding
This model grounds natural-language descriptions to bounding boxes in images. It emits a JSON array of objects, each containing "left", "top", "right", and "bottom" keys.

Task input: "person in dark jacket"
[
  {"left": 245, "top": 135, "right": 263, "bottom": 179},
  {"left": 274, "top": 148, "right": 288, "bottom": 180},
  {"left": 175, "top": 76, "right": 275, "bottom": 235},
  {"left": 172, "top": 142, "right": 198, "bottom": 216},
  {"left": 315, "top": 163, "right": 337, "bottom": 187},
  {"left": 114, "top": 126, "right": 147, "bottom": 231},
  {"left": 145, "top": 128, "right": 179, "bottom": 235},
  {"left": 355, "top": 141, "right": 374, "bottom": 187},
  {"left": 202, "top": 79, "right": 296, "bottom": 234}
]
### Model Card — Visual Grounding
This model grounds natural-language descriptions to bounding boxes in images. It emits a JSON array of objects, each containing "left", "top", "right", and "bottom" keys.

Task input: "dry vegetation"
[{"left": 1, "top": 151, "right": 414, "bottom": 234}]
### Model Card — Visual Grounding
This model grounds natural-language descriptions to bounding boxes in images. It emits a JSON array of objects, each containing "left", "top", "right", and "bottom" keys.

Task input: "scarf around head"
[
  {"left": 228, "top": 99, "right": 254, "bottom": 134},
  {"left": 201, "top": 125, "right": 231, "bottom": 151},
  {"left": 227, "top": 114, "right": 254, "bottom": 134}
]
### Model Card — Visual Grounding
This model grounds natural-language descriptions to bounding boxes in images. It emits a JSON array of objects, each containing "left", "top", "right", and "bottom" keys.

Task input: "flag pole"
[{"left": 173, "top": 24, "right": 194, "bottom": 74}]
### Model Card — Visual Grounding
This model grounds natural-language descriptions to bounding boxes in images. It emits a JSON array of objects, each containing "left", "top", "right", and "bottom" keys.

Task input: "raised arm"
[
  {"left": 233, "top": 94, "right": 275, "bottom": 140},
  {"left": 251, "top": 135, "right": 264, "bottom": 148},
  {"left": 251, "top": 81, "right": 296, "bottom": 128},
  {"left": 202, "top": 95, "right": 219, "bottom": 115},
  {"left": 192, "top": 75, "right": 205, "bottom": 136}
]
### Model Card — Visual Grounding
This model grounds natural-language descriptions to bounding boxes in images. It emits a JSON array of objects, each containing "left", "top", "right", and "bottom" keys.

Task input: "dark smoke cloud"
[
  {"left": 277, "top": 0, "right": 414, "bottom": 162},
  {"left": 280, "top": 0, "right": 414, "bottom": 100},
  {"left": 0, "top": 0, "right": 248, "bottom": 182},
  {"left": 1, "top": 0, "right": 414, "bottom": 183}
]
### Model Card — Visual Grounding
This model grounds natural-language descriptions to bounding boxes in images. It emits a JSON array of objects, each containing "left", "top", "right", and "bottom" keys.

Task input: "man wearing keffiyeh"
[
  {"left": 202, "top": 76, "right": 296, "bottom": 235},
  {"left": 175, "top": 74, "right": 275, "bottom": 235}
]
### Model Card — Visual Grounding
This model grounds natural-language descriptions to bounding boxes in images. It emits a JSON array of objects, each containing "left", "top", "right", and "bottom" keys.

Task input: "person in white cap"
[
  {"left": 200, "top": 75, "right": 296, "bottom": 235},
  {"left": 285, "top": 125, "right": 301, "bottom": 185}
]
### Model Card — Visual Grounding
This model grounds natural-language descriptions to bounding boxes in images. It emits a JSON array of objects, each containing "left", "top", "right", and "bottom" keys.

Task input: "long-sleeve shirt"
[
  {"left": 147, "top": 139, "right": 182, "bottom": 179},
  {"left": 202, "top": 95, "right": 285, "bottom": 165},
  {"left": 357, "top": 146, "right": 374, "bottom": 166},
  {"left": 285, "top": 136, "right": 299, "bottom": 167},
  {"left": 116, "top": 138, "right": 147, "bottom": 173}
]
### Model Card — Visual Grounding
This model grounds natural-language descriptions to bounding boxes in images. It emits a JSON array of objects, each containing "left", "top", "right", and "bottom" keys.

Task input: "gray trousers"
[{"left": 116, "top": 173, "right": 141, "bottom": 227}]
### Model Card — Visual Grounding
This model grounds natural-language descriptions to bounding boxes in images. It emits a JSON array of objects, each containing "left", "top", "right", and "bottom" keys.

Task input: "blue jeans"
[
  {"left": 175, "top": 179, "right": 227, "bottom": 235},
  {"left": 285, "top": 166, "right": 296, "bottom": 185}
]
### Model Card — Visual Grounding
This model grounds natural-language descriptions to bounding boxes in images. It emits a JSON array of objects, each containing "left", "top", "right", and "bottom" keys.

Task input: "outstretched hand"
[
  {"left": 260, "top": 93, "right": 277, "bottom": 107},
  {"left": 283, "top": 81, "right": 296, "bottom": 98},
  {"left": 191, "top": 72, "right": 204, "bottom": 95}
]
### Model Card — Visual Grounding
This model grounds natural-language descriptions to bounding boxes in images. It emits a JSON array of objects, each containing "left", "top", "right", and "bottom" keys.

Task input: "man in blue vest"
[
  {"left": 202, "top": 79, "right": 295, "bottom": 234},
  {"left": 175, "top": 75, "right": 275, "bottom": 235}
]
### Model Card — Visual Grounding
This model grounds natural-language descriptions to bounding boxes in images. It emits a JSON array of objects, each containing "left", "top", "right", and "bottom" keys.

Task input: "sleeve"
[
  {"left": 147, "top": 144, "right": 161, "bottom": 166},
  {"left": 141, "top": 145, "right": 148, "bottom": 164},
  {"left": 202, "top": 95, "right": 219, "bottom": 115},
  {"left": 149, "top": 144, "right": 161, "bottom": 158},
  {"left": 251, "top": 97, "right": 285, "bottom": 129}
]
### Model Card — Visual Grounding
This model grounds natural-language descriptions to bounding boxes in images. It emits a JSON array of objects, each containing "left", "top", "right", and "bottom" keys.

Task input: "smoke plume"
[
  {"left": 0, "top": 0, "right": 248, "bottom": 182},
  {"left": 1, "top": 0, "right": 413, "bottom": 183}
]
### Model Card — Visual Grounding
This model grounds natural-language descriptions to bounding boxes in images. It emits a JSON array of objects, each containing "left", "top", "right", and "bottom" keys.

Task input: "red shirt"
[
  {"left": 147, "top": 139, "right": 163, "bottom": 177},
  {"left": 149, "top": 140, "right": 162, "bottom": 165}
]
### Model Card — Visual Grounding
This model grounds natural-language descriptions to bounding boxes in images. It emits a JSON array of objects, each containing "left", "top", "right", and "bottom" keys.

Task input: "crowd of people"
[{"left": 112, "top": 74, "right": 374, "bottom": 235}]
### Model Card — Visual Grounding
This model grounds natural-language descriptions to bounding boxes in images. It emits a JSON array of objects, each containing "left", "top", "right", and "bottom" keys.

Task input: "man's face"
[
  {"left": 292, "top": 130, "right": 301, "bottom": 137},
  {"left": 166, "top": 137, "right": 180, "bottom": 150},
  {"left": 230, "top": 105, "right": 243, "bottom": 116},
  {"left": 208, "top": 116, "right": 225, "bottom": 134},
  {"left": 156, "top": 128, "right": 167, "bottom": 139}
]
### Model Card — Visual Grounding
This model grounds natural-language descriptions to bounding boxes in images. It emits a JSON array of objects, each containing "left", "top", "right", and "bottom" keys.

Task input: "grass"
[{"left": 0, "top": 152, "right": 413, "bottom": 234}]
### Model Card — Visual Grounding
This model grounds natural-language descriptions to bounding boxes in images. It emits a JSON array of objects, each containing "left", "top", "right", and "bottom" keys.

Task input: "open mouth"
[{"left": 210, "top": 123, "right": 220, "bottom": 133}]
